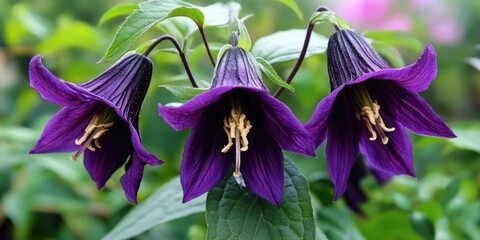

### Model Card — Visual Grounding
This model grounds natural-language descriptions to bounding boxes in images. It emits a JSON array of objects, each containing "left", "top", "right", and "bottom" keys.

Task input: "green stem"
[{"left": 144, "top": 35, "right": 198, "bottom": 88}]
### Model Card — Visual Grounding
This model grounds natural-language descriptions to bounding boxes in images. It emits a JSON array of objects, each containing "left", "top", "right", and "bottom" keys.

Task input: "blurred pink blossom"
[
  {"left": 337, "top": 0, "right": 392, "bottom": 23},
  {"left": 425, "top": 4, "right": 465, "bottom": 44},
  {"left": 332, "top": 0, "right": 464, "bottom": 44}
]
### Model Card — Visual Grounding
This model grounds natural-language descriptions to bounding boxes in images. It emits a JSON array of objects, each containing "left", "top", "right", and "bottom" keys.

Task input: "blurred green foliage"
[{"left": 1, "top": 0, "right": 480, "bottom": 239}]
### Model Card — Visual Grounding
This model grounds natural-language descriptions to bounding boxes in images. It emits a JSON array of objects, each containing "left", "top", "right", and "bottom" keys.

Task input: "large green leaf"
[
  {"left": 363, "top": 30, "right": 424, "bottom": 53},
  {"left": 449, "top": 124, "right": 480, "bottom": 153},
  {"left": 156, "top": 2, "right": 240, "bottom": 50},
  {"left": 317, "top": 206, "right": 365, "bottom": 240},
  {"left": 466, "top": 57, "right": 480, "bottom": 71},
  {"left": 371, "top": 40, "right": 405, "bottom": 68},
  {"left": 201, "top": 2, "right": 239, "bottom": 27},
  {"left": 98, "top": 4, "right": 139, "bottom": 25},
  {"left": 102, "top": 177, "right": 206, "bottom": 240},
  {"left": 251, "top": 29, "right": 327, "bottom": 64},
  {"left": 167, "top": 6, "right": 204, "bottom": 27},
  {"left": 206, "top": 158, "right": 316, "bottom": 239},
  {"left": 411, "top": 212, "right": 435, "bottom": 240},
  {"left": 100, "top": 0, "right": 190, "bottom": 62},
  {"left": 37, "top": 18, "right": 101, "bottom": 54},
  {"left": 276, "top": 0, "right": 303, "bottom": 20}
]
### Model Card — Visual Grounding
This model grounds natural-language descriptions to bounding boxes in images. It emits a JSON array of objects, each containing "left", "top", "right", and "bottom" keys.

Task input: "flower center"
[
  {"left": 221, "top": 102, "right": 252, "bottom": 187},
  {"left": 352, "top": 85, "right": 395, "bottom": 145},
  {"left": 70, "top": 110, "right": 114, "bottom": 161}
]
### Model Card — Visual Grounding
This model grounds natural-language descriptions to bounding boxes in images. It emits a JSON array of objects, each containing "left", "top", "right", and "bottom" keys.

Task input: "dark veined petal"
[
  {"left": 159, "top": 86, "right": 236, "bottom": 131},
  {"left": 180, "top": 102, "right": 231, "bottom": 203},
  {"left": 347, "top": 44, "right": 437, "bottom": 93},
  {"left": 80, "top": 54, "right": 153, "bottom": 121},
  {"left": 30, "top": 105, "right": 98, "bottom": 153},
  {"left": 376, "top": 82, "right": 456, "bottom": 138},
  {"left": 241, "top": 128, "right": 284, "bottom": 207},
  {"left": 305, "top": 85, "right": 345, "bottom": 147},
  {"left": 212, "top": 47, "right": 266, "bottom": 89},
  {"left": 253, "top": 90, "right": 316, "bottom": 157},
  {"left": 327, "top": 30, "right": 390, "bottom": 89},
  {"left": 127, "top": 121, "right": 164, "bottom": 166},
  {"left": 29, "top": 55, "right": 87, "bottom": 107},
  {"left": 325, "top": 92, "right": 361, "bottom": 200},
  {"left": 120, "top": 123, "right": 163, "bottom": 204},
  {"left": 83, "top": 119, "right": 132, "bottom": 189},
  {"left": 120, "top": 153, "right": 147, "bottom": 204},
  {"left": 359, "top": 118, "right": 416, "bottom": 178}
]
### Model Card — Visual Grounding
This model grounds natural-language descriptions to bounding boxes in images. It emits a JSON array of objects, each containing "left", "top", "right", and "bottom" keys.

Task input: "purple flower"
[
  {"left": 159, "top": 40, "right": 315, "bottom": 206},
  {"left": 305, "top": 29, "right": 455, "bottom": 199},
  {"left": 29, "top": 53, "right": 163, "bottom": 203}
]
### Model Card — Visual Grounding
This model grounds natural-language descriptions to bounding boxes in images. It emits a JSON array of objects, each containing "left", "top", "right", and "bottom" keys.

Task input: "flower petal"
[
  {"left": 128, "top": 121, "right": 164, "bottom": 166},
  {"left": 80, "top": 54, "right": 153, "bottom": 121},
  {"left": 359, "top": 118, "right": 416, "bottom": 178},
  {"left": 241, "top": 129, "right": 284, "bottom": 207},
  {"left": 29, "top": 55, "right": 86, "bottom": 107},
  {"left": 325, "top": 92, "right": 361, "bottom": 200},
  {"left": 180, "top": 102, "right": 231, "bottom": 203},
  {"left": 252, "top": 90, "right": 316, "bottom": 157},
  {"left": 30, "top": 106, "right": 97, "bottom": 153},
  {"left": 83, "top": 119, "right": 132, "bottom": 189},
  {"left": 305, "top": 85, "right": 345, "bottom": 147},
  {"left": 120, "top": 154, "right": 146, "bottom": 204},
  {"left": 369, "top": 167, "right": 393, "bottom": 185},
  {"left": 376, "top": 82, "right": 455, "bottom": 138},
  {"left": 159, "top": 86, "right": 236, "bottom": 130},
  {"left": 348, "top": 44, "right": 437, "bottom": 93}
]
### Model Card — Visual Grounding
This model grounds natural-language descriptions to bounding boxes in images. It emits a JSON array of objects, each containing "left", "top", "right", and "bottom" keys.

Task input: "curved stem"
[
  {"left": 273, "top": 6, "right": 333, "bottom": 98},
  {"left": 273, "top": 22, "right": 314, "bottom": 98},
  {"left": 198, "top": 27, "right": 216, "bottom": 67},
  {"left": 144, "top": 35, "right": 199, "bottom": 88}
]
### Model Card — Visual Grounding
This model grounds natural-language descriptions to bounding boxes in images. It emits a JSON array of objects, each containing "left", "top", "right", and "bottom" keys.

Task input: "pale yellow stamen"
[
  {"left": 357, "top": 100, "right": 395, "bottom": 145},
  {"left": 71, "top": 114, "right": 114, "bottom": 161},
  {"left": 221, "top": 105, "right": 252, "bottom": 187}
]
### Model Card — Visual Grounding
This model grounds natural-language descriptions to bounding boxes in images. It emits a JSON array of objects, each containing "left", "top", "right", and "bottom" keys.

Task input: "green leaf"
[
  {"left": 37, "top": 18, "right": 101, "bottom": 54},
  {"left": 449, "top": 124, "right": 480, "bottom": 153},
  {"left": 316, "top": 226, "right": 329, "bottom": 240},
  {"left": 157, "top": 3, "right": 238, "bottom": 49},
  {"left": 276, "top": 0, "right": 303, "bottom": 20},
  {"left": 102, "top": 177, "right": 206, "bottom": 240},
  {"left": 251, "top": 29, "right": 327, "bottom": 63},
  {"left": 310, "top": 10, "right": 350, "bottom": 30},
  {"left": 206, "top": 158, "right": 315, "bottom": 239},
  {"left": 98, "top": 4, "right": 139, "bottom": 25},
  {"left": 201, "top": 2, "right": 240, "bottom": 27},
  {"left": 317, "top": 206, "right": 365, "bottom": 240},
  {"left": 411, "top": 212, "right": 435, "bottom": 240},
  {"left": 159, "top": 85, "right": 208, "bottom": 100},
  {"left": 363, "top": 30, "right": 424, "bottom": 53},
  {"left": 441, "top": 176, "right": 462, "bottom": 208},
  {"left": 167, "top": 6, "right": 204, "bottom": 27},
  {"left": 256, "top": 57, "right": 294, "bottom": 92},
  {"left": 100, "top": 0, "right": 190, "bottom": 63},
  {"left": 237, "top": 19, "right": 251, "bottom": 51},
  {"left": 371, "top": 40, "right": 405, "bottom": 68},
  {"left": 466, "top": 57, "right": 480, "bottom": 71}
]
